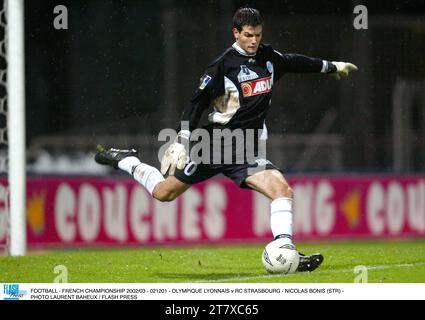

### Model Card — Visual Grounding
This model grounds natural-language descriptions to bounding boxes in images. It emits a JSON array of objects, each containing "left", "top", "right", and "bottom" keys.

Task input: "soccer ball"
[{"left": 262, "top": 238, "right": 300, "bottom": 274}]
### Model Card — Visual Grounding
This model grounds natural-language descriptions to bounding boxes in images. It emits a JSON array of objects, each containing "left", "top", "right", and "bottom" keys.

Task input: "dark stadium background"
[{"left": 25, "top": 0, "right": 425, "bottom": 173}]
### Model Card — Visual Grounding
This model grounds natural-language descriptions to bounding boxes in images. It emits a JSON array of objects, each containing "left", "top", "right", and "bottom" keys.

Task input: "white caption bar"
[{"left": 1, "top": 283, "right": 425, "bottom": 300}]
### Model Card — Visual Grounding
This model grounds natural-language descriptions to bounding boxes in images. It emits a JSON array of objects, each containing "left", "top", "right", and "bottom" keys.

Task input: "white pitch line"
[{"left": 194, "top": 262, "right": 425, "bottom": 283}]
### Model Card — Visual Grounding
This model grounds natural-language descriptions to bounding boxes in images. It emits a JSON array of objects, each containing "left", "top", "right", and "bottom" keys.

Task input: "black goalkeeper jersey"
[{"left": 179, "top": 42, "right": 328, "bottom": 133}]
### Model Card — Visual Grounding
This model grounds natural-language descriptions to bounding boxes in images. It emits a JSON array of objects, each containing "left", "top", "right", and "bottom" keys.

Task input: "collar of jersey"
[{"left": 232, "top": 42, "right": 256, "bottom": 57}]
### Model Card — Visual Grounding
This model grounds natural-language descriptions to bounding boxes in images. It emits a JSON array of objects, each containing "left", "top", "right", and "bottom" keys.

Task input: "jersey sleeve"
[
  {"left": 178, "top": 60, "right": 224, "bottom": 132},
  {"left": 271, "top": 49, "right": 326, "bottom": 81}
]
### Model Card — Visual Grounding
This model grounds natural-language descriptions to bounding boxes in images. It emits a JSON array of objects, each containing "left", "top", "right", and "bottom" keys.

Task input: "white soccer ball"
[{"left": 262, "top": 238, "right": 300, "bottom": 274}]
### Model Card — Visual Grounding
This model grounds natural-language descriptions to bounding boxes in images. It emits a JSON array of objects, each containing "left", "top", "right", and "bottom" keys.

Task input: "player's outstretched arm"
[{"left": 272, "top": 49, "right": 358, "bottom": 80}]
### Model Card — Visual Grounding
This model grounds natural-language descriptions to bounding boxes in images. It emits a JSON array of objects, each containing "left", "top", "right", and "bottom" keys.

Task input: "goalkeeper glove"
[
  {"left": 160, "top": 131, "right": 189, "bottom": 175},
  {"left": 329, "top": 61, "right": 358, "bottom": 80}
]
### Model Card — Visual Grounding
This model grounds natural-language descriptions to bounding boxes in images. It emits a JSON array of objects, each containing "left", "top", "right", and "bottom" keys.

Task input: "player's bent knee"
[
  {"left": 152, "top": 178, "right": 190, "bottom": 202},
  {"left": 152, "top": 190, "right": 176, "bottom": 202},
  {"left": 152, "top": 187, "right": 177, "bottom": 202},
  {"left": 271, "top": 181, "right": 293, "bottom": 200},
  {"left": 280, "top": 181, "right": 293, "bottom": 198},
  {"left": 266, "top": 171, "right": 293, "bottom": 199},
  {"left": 285, "top": 185, "right": 294, "bottom": 198}
]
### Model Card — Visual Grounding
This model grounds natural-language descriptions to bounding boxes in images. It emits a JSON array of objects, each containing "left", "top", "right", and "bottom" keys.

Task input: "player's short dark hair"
[{"left": 233, "top": 7, "right": 263, "bottom": 31}]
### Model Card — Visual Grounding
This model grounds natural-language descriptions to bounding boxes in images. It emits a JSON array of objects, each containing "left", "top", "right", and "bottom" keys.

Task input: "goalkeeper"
[{"left": 95, "top": 7, "right": 357, "bottom": 272}]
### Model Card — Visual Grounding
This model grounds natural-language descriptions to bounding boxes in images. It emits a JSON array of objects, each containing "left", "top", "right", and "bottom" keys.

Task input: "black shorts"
[
  {"left": 174, "top": 160, "right": 283, "bottom": 189},
  {"left": 174, "top": 125, "right": 282, "bottom": 188}
]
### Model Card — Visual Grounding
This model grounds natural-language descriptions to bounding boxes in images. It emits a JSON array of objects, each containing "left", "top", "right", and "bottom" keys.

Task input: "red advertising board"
[{"left": 0, "top": 175, "right": 424, "bottom": 246}]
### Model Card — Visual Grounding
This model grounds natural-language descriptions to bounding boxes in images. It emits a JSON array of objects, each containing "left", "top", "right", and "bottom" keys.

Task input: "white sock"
[
  {"left": 118, "top": 156, "right": 142, "bottom": 174},
  {"left": 270, "top": 197, "right": 293, "bottom": 240},
  {"left": 118, "top": 157, "right": 165, "bottom": 195}
]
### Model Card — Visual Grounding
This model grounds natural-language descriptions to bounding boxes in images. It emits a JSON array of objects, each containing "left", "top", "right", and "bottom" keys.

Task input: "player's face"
[{"left": 233, "top": 25, "right": 263, "bottom": 54}]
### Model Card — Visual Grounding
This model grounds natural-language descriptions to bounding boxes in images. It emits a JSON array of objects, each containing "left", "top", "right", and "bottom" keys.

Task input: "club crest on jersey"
[
  {"left": 199, "top": 74, "right": 212, "bottom": 90},
  {"left": 237, "top": 65, "right": 259, "bottom": 82},
  {"left": 241, "top": 76, "right": 273, "bottom": 97},
  {"left": 266, "top": 61, "right": 274, "bottom": 75}
]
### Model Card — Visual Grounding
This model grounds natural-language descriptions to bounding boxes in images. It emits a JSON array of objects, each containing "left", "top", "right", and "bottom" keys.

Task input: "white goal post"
[{"left": 7, "top": 0, "right": 26, "bottom": 256}]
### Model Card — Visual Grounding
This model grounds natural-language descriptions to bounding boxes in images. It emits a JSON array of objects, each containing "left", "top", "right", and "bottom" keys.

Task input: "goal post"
[{"left": 6, "top": 0, "right": 26, "bottom": 256}]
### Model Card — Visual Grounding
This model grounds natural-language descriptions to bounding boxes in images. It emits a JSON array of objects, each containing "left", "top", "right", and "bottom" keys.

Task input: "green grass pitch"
[{"left": 1, "top": 240, "right": 424, "bottom": 283}]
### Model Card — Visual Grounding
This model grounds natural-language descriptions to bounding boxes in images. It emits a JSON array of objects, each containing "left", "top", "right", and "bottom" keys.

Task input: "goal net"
[{"left": 0, "top": 0, "right": 9, "bottom": 254}]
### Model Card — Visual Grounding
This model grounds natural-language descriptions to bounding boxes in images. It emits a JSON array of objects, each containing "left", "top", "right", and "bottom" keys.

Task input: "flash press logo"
[{"left": 3, "top": 284, "right": 27, "bottom": 300}]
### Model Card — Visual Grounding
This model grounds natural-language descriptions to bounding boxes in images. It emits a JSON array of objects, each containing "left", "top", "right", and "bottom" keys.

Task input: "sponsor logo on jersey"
[
  {"left": 241, "top": 76, "right": 273, "bottom": 97},
  {"left": 237, "top": 65, "right": 259, "bottom": 82},
  {"left": 199, "top": 74, "right": 212, "bottom": 90}
]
